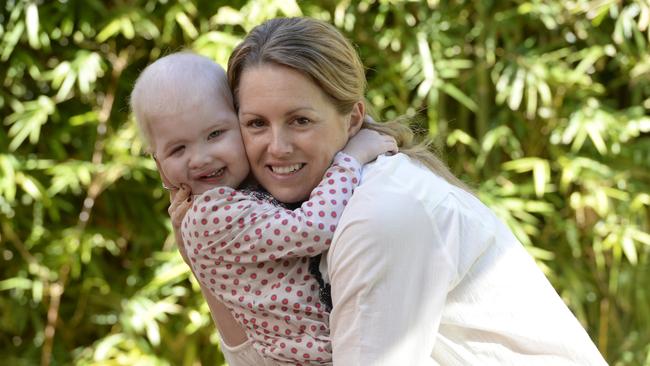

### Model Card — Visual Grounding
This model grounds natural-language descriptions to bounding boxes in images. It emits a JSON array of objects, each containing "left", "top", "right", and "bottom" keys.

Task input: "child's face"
[{"left": 151, "top": 94, "right": 250, "bottom": 195}]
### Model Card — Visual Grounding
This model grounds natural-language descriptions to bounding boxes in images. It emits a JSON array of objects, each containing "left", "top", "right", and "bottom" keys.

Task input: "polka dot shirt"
[{"left": 182, "top": 152, "right": 361, "bottom": 364}]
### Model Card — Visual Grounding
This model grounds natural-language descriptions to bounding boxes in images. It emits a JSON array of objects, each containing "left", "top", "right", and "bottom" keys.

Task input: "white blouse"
[
  {"left": 324, "top": 153, "right": 607, "bottom": 365},
  {"left": 220, "top": 153, "right": 607, "bottom": 365}
]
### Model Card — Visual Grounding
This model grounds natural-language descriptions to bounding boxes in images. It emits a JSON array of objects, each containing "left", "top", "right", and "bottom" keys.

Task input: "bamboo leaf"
[
  {"left": 622, "top": 234, "right": 638, "bottom": 265},
  {"left": 96, "top": 18, "right": 122, "bottom": 42},
  {"left": 508, "top": 68, "right": 525, "bottom": 110},
  {"left": 440, "top": 82, "right": 478, "bottom": 112},
  {"left": 25, "top": 2, "right": 40, "bottom": 49},
  {"left": 0, "top": 277, "right": 32, "bottom": 291},
  {"left": 175, "top": 11, "right": 198, "bottom": 39}
]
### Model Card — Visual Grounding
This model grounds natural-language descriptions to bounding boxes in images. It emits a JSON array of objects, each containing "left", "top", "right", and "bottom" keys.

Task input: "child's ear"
[{"left": 346, "top": 101, "right": 365, "bottom": 138}]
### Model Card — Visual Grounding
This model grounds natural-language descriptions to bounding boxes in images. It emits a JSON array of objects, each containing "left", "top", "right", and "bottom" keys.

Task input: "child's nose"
[{"left": 188, "top": 149, "right": 211, "bottom": 170}]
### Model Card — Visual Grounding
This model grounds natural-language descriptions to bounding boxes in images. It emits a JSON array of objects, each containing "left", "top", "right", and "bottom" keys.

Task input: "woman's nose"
[{"left": 268, "top": 129, "right": 293, "bottom": 156}]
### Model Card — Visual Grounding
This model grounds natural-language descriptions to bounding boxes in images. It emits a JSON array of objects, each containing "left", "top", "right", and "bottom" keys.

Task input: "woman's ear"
[{"left": 346, "top": 100, "right": 365, "bottom": 138}]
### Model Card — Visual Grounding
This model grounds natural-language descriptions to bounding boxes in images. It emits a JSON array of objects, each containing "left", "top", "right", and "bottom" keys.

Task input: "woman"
[{"left": 175, "top": 17, "right": 607, "bottom": 365}]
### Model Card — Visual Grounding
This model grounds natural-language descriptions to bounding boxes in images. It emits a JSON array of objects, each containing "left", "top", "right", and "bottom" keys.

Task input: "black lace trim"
[{"left": 309, "top": 254, "right": 333, "bottom": 312}]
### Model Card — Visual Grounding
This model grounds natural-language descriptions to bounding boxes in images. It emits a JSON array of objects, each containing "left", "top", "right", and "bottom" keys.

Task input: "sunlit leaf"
[{"left": 25, "top": 2, "right": 40, "bottom": 49}]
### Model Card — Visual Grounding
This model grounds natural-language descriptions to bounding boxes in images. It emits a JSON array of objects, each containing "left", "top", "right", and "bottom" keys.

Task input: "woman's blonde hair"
[{"left": 227, "top": 17, "right": 467, "bottom": 189}]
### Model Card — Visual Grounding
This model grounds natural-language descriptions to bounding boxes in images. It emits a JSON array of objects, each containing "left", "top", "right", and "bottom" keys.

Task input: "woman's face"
[{"left": 237, "top": 64, "right": 362, "bottom": 203}]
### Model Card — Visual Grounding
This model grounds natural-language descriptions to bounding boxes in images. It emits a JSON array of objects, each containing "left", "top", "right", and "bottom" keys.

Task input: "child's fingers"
[
  {"left": 171, "top": 197, "right": 193, "bottom": 229},
  {"left": 384, "top": 136, "right": 398, "bottom": 154},
  {"left": 168, "top": 194, "right": 182, "bottom": 216},
  {"left": 170, "top": 195, "right": 192, "bottom": 228},
  {"left": 168, "top": 186, "right": 191, "bottom": 221},
  {"left": 169, "top": 184, "right": 190, "bottom": 205}
]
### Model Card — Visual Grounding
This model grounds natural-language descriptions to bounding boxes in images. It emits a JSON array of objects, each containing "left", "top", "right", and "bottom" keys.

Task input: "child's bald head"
[{"left": 131, "top": 52, "right": 234, "bottom": 152}]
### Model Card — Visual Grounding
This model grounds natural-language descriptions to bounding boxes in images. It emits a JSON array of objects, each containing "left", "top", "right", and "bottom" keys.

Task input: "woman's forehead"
[{"left": 238, "top": 65, "right": 334, "bottom": 110}]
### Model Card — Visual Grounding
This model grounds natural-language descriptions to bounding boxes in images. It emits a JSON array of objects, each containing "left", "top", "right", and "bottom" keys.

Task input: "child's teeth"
[{"left": 205, "top": 168, "right": 224, "bottom": 178}]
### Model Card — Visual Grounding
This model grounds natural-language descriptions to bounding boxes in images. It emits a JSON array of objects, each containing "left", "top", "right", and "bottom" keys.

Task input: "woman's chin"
[{"left": 269, "top": 187, "right": 310, "bottom": 204}]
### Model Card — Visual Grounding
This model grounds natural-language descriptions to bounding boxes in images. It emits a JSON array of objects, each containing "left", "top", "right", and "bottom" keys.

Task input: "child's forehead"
[{"left": 150, "top": 85, "right": 236, "bottom": 117}]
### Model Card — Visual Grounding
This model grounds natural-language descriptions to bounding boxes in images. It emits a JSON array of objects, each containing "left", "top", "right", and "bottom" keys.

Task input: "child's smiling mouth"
[{"left": 199, "top": 167, "right": 225, "bottom": 180}]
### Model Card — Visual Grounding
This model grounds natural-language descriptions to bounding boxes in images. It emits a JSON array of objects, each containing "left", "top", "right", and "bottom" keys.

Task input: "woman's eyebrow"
[
  {"left": 285, "top": 107, "right": 316, "bottom": 115},
  {"left": 239, "top": 107, "right": 316, "bottom": 117}
]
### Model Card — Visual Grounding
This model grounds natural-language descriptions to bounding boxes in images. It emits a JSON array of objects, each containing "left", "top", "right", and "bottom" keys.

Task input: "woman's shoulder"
[
  {"left": 350, "top": 153, "right": 498, "bottom": 230},
  {"left": 358, "top": 153, "right": 463, "bottom": 207}
]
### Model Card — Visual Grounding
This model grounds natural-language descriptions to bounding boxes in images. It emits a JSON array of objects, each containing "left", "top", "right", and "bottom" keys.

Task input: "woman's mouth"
[{"left": 268, "top": 163, "right": 305, "bottom": 175}]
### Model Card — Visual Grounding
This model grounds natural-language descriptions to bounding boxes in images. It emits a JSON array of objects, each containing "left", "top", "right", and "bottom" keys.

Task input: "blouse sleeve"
[
  {"left": 327, "top": 191, "right": 457, "bottom": 365},
  {"left": 220, "top": 339, "right": 276, "bottom": 366},
  {"left": 182, "top": 152, "right": 361, "bottom": 265}
]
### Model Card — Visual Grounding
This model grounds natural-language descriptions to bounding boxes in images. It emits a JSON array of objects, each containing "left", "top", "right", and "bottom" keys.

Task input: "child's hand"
[
  {"left": 168, "top": 184, "right": 192, "bottom": 230},
  {"left": 342, "top": 128, "right": 398, "bottom": 165},
  {"left": 155, "top": 157, "right": 193, "bottom": 265},
  {"left": 168, "top": 185, "right": 193, "bottom": 265}
]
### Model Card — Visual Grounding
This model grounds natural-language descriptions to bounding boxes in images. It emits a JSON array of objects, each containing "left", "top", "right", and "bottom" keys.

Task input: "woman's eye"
[
  {"left": 247, "top": 119, "right": 266, "bottom": 128},
  {"left": 294, "top": 117, "right": 311, "bottom": 126},
  {"left": 208, "top": 130, "right": 223, "bottom": 139}
]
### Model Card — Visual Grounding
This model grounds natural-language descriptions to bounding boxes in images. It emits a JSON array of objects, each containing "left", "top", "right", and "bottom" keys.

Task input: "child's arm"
[{"left": 182, "top": 129, "right": 396, "bottom": 265}]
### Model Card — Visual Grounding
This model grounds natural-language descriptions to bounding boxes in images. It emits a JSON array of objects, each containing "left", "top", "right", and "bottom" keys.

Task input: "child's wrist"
[{"left": 334, "top": 151, "right": 362, "bottom": 168}]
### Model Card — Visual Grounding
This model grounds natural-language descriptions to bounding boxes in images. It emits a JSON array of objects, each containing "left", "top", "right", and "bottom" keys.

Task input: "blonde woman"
[{"left": 172, "top": 17, "right": 607, "bottom": 366}]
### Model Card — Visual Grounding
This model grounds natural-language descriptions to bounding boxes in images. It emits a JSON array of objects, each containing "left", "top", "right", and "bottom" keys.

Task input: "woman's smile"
[{"left": 268, "top": 163, "right": 305, "bottom": 175}]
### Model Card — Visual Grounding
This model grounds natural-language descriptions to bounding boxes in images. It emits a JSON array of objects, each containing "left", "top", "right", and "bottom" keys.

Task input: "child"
[{"left": 130, "top": 52, "right": 397, "bottom": 365}]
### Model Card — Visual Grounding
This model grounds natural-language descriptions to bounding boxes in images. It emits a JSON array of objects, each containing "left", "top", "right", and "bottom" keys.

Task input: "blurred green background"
[{"left": 1, "top": 0, "right": 649, "bottom": 365}]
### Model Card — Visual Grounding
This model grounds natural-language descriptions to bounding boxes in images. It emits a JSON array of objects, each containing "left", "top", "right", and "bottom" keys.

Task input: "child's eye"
[
  {"left": 208, "top": 130, "right": 223, "bottom": 139},
  {"left": 169, "top": 145, "right": 185, "bottom": 156}
]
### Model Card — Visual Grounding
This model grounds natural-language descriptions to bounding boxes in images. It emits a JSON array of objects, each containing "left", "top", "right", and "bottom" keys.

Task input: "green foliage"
[{"left": 1, "top": 0, "right": 648, "bottom": 365}]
